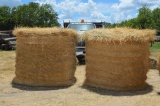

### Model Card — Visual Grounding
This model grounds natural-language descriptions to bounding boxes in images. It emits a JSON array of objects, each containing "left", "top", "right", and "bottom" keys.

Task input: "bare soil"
[{"left": 0, "top": 51, "right": 160, "bottom": 106}]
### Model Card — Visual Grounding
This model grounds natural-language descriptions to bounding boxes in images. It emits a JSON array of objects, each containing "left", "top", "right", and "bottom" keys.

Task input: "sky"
[{"left": 1, "top": 0, "right": 160, "bottom": 24}]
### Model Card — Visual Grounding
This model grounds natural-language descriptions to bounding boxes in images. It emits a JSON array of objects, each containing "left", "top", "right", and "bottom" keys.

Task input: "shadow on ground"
[
  {"left": 82, "top": 84, "right": 153, "bottom": 96},
  {"left": 157, "top": 92, "right": 160, "bottom": 95},
  {"left": 11, "top": 78, "right": 77, "bottom": 91}
]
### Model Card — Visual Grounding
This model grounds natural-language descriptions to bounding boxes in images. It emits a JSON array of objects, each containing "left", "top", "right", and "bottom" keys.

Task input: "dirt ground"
[{"left": 0, "top": 51, "right": 160, "bottom": 106}]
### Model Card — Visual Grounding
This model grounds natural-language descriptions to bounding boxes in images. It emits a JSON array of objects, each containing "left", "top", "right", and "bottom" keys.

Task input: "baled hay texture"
[
  {"left": 158, "top": 57, "right": 160, "bottom": 74},
  {"left": 82, "top": 28, "right": 156, "bottom": 43},
  {"left": 84, "top": 28, "right": 153, "bottom": 91},
  {"left": 13, "top": 27, "right": 78, "bottom": 86},
  {"left": 13, "top": 27, "right": 78, "bottom": 39}
]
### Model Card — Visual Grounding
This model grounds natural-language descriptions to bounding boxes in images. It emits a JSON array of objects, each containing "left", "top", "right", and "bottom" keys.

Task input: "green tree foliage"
[
  {"left": 111, "top": 18, "right": 139, "bottom": 28},
  {"left": 152, "top": 8, "right": 160, "bottom": 30},
  {"left": 0, "top": 6, "right": 13, "bottom": 30},
  {"left": 36, "top": 4, "right": 59, "bottom": 27},
  {"left": 0, "top": 2, "right": 59, "bottom": 30},
  {"left": 137, "top": 6, "right": 155, "bottom": 29},
  {"left": 13, "top": 2, "right": 59, "bottom": 27}
]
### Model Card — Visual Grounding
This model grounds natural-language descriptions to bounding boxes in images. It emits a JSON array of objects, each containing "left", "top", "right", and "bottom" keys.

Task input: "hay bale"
[
  {"left": 158, "top": 57, "right": 160, "bottom": 75},
  {"left": 13, "top": 27, "right": 78, "bottom": 86},
  {"left": 83, "top": 28, "right": 156, "bottom": 91}
]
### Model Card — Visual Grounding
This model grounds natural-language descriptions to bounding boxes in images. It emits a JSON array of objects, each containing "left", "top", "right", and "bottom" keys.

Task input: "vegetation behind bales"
[
  {"left": 0, "top": 2, "right": 59, "bottom": 30},
  {"left": 150, "top": 42, "right": 160, "bottom": 51},
  {"left": 109, "top": 6, "right": 160, "bottom": 31}
]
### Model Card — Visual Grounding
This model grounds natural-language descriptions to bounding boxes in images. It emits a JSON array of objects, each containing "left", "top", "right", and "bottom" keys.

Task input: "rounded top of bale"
[
  {"left": 13, "top": 27, "right": 78, "bottom": 39},
  {"left": 83, "top": 28, "right": 156, "bottom": 43}
]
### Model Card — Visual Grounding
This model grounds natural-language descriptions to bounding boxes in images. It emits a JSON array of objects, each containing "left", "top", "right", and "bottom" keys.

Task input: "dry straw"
[
  {"left": 158, "top": 56, "right": 160, "bottom": 75},
  {"left": 83, "top": 28, "right": 156, "bottom": 91},
  {"left": 13, "top": 27, "right": 78, "bottom": 86}
]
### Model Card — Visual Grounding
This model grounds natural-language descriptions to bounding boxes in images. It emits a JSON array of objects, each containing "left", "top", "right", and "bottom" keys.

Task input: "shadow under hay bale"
[
  {"left": 81, "top": 84, "right": 153, "bottom": 96},
  {"left": 13, "top": 27, "right": 78, "bottom": 87},
  {"left": 11, "top": 78, "right": 77, "bottom": 91},
  {"left": 83, "top": 28, "right": 156, "bottom": 91}
]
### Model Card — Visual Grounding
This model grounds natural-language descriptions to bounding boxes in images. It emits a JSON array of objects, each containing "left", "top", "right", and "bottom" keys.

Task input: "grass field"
[
  {"left": 0, "top": 47, "right": 160, "bottom": 106},
  {"left": 150, "top": 42, "right": 160, "bottom": 51},
  {"left": 0, "top": 50, "right": 15, "bottom": 72},
  {"left": 0, "top": 50, "right": 160, "bottom": 106},
  {"left": 150, "top": 42, "right": 160, "bottom": 60}
]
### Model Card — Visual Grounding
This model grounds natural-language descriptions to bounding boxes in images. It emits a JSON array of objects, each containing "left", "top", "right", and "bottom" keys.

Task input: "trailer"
[{"left": 0, "top": 32, "right": 16, "bottom": 50}]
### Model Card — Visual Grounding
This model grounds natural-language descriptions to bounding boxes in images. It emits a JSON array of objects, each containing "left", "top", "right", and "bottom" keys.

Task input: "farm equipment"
[
  {"left": 0, "top": 31, "right": 16, "bottom": 50},
  {"left": 155, "top": 31, "right": 160, "bottom": 42},
  {"left": 155, "top": 36, "right": 160, "bottom": 41},
  {"left": 63, "top": 20, "right": 105, "bottom": 64}
]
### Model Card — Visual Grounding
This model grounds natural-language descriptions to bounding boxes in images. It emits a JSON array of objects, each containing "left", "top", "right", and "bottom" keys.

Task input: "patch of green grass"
[{"left": 150, "top": 42, "right": 160, "bottom": 51}]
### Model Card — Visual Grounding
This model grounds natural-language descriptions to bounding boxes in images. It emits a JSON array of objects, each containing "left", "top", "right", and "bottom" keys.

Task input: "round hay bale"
[
  {"left": 83, "top": 28, "right": 156, "bottom": 91},
  {"left": 158, "top": 57, "right": 160, "bottom": 75},
  {"left": 13, "top": 27, "right": 78, "bottom": 86}
]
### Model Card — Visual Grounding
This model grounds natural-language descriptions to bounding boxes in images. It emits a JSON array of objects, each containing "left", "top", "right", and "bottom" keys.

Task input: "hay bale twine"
[
  {"left": 83, "top": 28, "right": 156, "bottom": 91},
  {"left": 13, "top": 27, "right": 78, "bottom": 86}
]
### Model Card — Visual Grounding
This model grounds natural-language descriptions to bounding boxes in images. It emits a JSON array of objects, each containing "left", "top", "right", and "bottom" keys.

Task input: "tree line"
[
  {"left": 109, "top": 6, "right": 160, "bottom": 31},
  {"left": 0, "top": 2, "right": 59, "bottom": 30}
]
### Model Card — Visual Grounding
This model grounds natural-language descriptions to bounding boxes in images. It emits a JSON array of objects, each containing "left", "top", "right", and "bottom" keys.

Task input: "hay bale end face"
[
  {"left": 13, "top": 27, "right": 78, "bottom": 86},
  {"left": 84, "top": 28, "right": 156, "bottom": 91}
]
